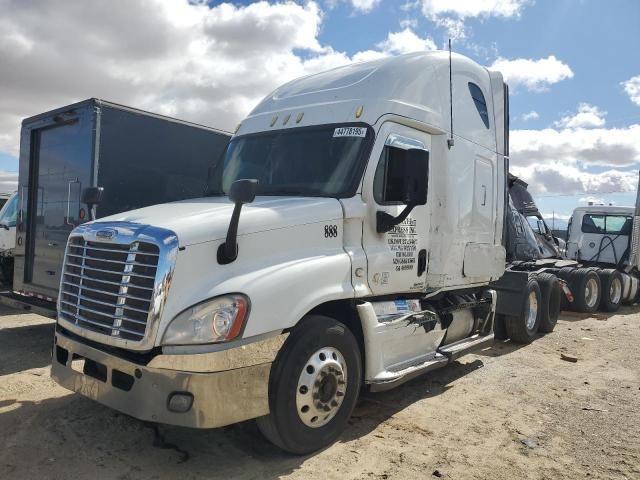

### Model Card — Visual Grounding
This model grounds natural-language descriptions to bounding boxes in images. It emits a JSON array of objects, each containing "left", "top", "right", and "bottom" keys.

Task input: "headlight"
[{"left": 162, "top": 294, "right": 249, "bottom": 345}]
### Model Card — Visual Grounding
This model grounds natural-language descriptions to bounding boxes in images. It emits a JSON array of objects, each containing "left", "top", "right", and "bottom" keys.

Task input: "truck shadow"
[
  {"left": 558, "top": 305, "right": 639, "bottom": 323},
  {"left": 0, "top": 340, "right": 528, "bottom": 478},
  {"left": 0, "top": 322, "right": 54, "bottom": 376}
]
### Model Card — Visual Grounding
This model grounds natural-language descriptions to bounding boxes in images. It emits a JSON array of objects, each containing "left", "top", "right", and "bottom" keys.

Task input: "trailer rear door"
[{"left": 26, "top": 118, "right": 93, "bottom": 296}]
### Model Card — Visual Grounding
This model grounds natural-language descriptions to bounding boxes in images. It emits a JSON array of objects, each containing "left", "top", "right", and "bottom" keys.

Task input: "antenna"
[{"left": 447, "top": 38, "right": 455, "bottom": 149}]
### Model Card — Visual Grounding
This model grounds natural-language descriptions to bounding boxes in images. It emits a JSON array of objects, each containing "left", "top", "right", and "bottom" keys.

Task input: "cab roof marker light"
[
  {"left": 355, "top": 105, "right": 363, "bottom": 118},
  {"left": 296, "top": 112, "right": 304, "bottom": 123},
  {"left": 270, "top": 116, "right": 278, "bottom": 127},
  {"left": 282, "top": 114, "right": 291, "bottom": 125}
]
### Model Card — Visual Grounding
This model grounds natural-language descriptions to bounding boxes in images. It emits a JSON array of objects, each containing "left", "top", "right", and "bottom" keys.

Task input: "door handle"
[
  {"left": 418, "top": 249, "right": 427, "bottom": 276},
  {"left": 66, "top": 178, "right": 81, "bottom": 226},
  {"left": 481, "top": 185, "right": 487, "bottom": 206}
]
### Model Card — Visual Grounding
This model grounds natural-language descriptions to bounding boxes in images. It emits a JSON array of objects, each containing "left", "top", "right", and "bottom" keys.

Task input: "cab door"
[{"left": 362, "top": 123, "right": 431, "bottom": 295}]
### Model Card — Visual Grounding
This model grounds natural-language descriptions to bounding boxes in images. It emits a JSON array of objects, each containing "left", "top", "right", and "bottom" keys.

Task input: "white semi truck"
[
  {"left": 563, "top": 203, "right": 639, "bottom": 309},
  {"left": 52, "top": 52, "right": 546, "bottom": 454}
]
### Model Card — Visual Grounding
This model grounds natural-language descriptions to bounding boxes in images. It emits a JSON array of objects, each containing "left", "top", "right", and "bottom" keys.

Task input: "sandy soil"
[{"left": 0, "top": 304, "right": 638, "bottom": 480}]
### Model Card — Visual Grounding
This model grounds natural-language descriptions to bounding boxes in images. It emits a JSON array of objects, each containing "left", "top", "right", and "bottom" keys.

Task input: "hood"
[{"left": 96, "top": 196, "right": 344, "bottom": 247}]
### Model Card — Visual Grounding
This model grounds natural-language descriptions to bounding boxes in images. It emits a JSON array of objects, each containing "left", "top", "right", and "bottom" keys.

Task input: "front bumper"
[{"left": 51, "top": 332, "right": 283, "bottom": 428}]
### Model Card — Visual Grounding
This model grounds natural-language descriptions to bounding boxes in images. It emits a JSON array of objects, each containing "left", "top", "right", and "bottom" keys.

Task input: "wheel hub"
[
  {"left": 296, "top": 347, "right": 347, "bottom": 428},
  {"left": 526, "top": 290, "right": 538, "bottom": 330},
  {"left": 585, "top": 277, "right": 599, "bottom": 308},
  {"left": 610, "top": 278, "right": 622, "bottom": 304}
]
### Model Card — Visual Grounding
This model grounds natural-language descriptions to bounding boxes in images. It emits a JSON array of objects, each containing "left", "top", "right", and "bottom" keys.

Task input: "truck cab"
[
  {"left": 51, "top": 52, "right": 512, "bottom": 454},
  {"left": 566, "top": 205, "right": 634, "bottom": 267}
]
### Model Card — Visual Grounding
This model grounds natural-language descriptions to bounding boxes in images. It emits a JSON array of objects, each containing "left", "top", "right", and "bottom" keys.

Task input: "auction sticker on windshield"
[{"left": 333, "top": 126, "right": 367, "bottom": 138}]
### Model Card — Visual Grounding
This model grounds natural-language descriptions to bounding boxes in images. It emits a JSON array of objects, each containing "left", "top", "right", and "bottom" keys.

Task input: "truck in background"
[
  {"left": 50, "top": 51, "right": 555, "bottom": 454},
  {"left": 0, "top": 192, "right": 18, "bottom": 281},
  {"left": 13, "top": 99, "right": 231, "bottom": 302},
  {"left": 492, "top": 174, "right": 638, "bottom": 342},
  {"left": 564, "top": 203, "right": 639, "bottom": 308}
]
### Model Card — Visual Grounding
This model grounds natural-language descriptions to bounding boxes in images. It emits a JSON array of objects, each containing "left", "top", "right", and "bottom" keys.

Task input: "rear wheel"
[
  {"left": 568, "top": 268, "right": 601, "bottom": 313},
  {"left": 623, "top": 275, "right": 638, "bottom": 305},
  {"left": 256, "top": 315, "right": 361, "bottom": 455},
  {"left": 537, "top": 273, "right": 561, "bottom": 333},
  {"left": 598, "top": 269, "right": 623, "bottom": 312},
  {"left": 505, "top": 277, "right": 541, "bottom": 344}
]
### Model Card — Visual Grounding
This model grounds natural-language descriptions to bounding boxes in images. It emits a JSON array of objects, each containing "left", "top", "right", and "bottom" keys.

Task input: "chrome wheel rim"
[
  {"left": 585, "top": 277, "right": 599, "bottom": 308},
  {"left": 296, "top": 347, "right": 347, "bottom": 428},
  {"left": 610, "top": 278, "right": 622, "bottom": 304},
  {"left": 526, "top": 291, "right": 538, "bottom": 330}
]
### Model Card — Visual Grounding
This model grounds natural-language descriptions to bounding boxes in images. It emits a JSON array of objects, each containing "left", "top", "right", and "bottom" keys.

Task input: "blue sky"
[{"left": 1, "top": 0, "right": 639, "bottom": 221}]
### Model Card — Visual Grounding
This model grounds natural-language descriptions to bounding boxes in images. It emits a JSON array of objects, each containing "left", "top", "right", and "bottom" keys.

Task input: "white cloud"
[
  {"left": 490, "top": 55, "right": 574, "bottom": 92},
  {"left": 622, "top": 75, "right": 640, "bottom": 107},
  {"left": 2, "top": 1, "right": 433, "bottom": 159},
  {"left": 420, "top": 0, "right": 530, "bottom": 19},
  {"left": 511, "top": 164, "right": 638, "bottom": 196},
  {"left": 555, "top": 103, "right": 606, "bottom": 129},
  {"left": 0, "top": 1, "right": 445, "bottom": 159},
  {"left": 377, "top": 27, "right": 437, "bottom": 54},
  {"left": 511, "top": 124, "right": 640, "bottom": 169},
  {"left": 0, "top": 172, "right": 18, "bottom": 195},
  {"left": 350, "top": 0, "right": 381, "bottom": 13},
  {"left": 578, "top": 196, "right": 605, "bottom": 205},
  {"left": 522, "top": 110, "right": 539, "bottom": 121}
]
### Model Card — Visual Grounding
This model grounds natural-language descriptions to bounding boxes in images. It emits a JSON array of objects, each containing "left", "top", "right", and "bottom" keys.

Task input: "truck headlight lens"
[{"left": 162, "top": 294, "right": 249, "bottom": 345}]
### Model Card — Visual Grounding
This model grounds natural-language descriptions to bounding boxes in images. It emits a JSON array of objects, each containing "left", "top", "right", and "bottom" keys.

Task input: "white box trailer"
[{"left": 50, "top": 52, "right": 551, "bottom": 454}]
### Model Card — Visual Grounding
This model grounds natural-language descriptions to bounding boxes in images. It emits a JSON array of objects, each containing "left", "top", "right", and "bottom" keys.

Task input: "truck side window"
[
  {"left": 373, "top": 145, "right": 423, "bottom": 205},
  {"left": 468, "top": 82, "right": 490, "bottom": 129}
]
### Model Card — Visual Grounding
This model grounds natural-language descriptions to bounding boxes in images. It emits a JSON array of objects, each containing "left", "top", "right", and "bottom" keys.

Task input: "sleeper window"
[{"left": 468, "top": 82, "right": 490, "bottom": 129}]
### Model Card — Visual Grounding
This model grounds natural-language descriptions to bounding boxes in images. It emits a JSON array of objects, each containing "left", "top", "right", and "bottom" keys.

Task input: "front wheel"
[{"left": 256, "top": 315, "right": 362, "bottom": 455}]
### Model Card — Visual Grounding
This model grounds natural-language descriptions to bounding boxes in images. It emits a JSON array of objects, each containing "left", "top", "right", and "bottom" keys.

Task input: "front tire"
[{"left": 256, "top": 315, "right": 361, "bottom": 455}]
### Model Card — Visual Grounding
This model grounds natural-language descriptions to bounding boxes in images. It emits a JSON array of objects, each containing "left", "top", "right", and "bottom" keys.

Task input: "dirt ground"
[{"left": 0, "top": 304, "right": 638, "bottom": 480}]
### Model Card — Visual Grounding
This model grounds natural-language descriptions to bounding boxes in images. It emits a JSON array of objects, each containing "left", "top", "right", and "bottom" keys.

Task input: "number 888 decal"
[{"left": 324, "top": 224, "right": 338, "bottom": 238}]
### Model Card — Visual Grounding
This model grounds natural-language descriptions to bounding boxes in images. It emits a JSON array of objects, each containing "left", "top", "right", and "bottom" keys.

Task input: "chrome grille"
[{"left": 59, "top": 237, "right": 159, "bottom": 342}]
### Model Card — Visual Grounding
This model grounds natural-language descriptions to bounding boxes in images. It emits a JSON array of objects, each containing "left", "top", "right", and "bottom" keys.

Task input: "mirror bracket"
[
  {"left": 217, "top": 179, "right": 258, "bottom": 265},
  {"left": 376, "top": 204, "right": 416, "bottom": 233}
]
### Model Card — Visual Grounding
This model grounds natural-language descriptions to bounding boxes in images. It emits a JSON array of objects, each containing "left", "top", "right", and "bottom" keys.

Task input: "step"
[{"left": 437, "top": 333, "right": 495, "bottom": 361}]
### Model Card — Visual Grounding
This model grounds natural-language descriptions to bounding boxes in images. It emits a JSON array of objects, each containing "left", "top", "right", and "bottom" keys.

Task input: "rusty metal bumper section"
[{"left": 51, "top": 332, "right": 287, "bottom": 429}]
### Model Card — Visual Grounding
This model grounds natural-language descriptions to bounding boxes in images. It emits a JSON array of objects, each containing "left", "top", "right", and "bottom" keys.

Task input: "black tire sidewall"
[
  {"left": 505, "top": 278, "right": 541, "bottom": 343},
  {"left": 267, "top": 315, "right": 361, "bottom": 454},
  {"left": 599, "top": 270, "right": 622, "bottom": 312},
  {"left": 570, "top": 269, "right": 601, "bottom": 313},
  {"left": 538, "top": 273, "right": 561, "bottom": 333}
]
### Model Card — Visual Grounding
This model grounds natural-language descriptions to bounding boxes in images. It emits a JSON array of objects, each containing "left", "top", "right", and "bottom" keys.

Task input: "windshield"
[
  {"left": 206, "top": 123, "right": 374, "bottom": 197},
  {"left": 0, "top": 194, "right": 17, "bottom": 227}
]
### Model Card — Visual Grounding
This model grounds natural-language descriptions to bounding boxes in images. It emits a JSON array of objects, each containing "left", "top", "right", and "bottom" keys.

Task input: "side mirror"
[
  {"left": 81, "top": 187, "right": 104, "bottom": 206},
  {"left": 82, "top": 187, "right": 104, "bottom": 221},
  {"left": 376, "top": 148, "right": 428, "bottom": 233},
  {"left": 218, "top": 179, "right": 258, "bottom": 264},
  {"left": 229, "top": 179, "right": 258, "bottom": 204}
]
